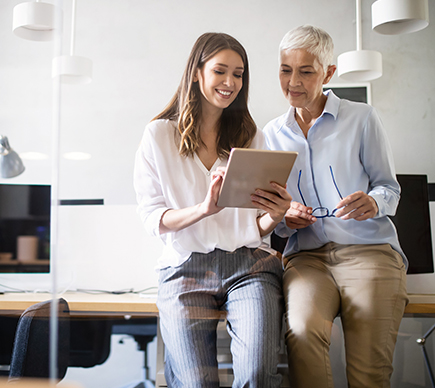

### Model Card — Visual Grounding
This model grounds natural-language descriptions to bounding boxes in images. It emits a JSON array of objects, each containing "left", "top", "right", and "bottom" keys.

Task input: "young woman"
[{"left": 134, "top": 32, "right": 291, "bottom": 388}]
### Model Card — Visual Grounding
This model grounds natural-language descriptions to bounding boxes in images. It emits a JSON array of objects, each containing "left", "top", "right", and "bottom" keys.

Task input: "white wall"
[
  {"left": 0, "top": 0, "right": 434, "bottom": 292},
  {"left": 55, "top": 204, "right": 161, "bottom": 292}
]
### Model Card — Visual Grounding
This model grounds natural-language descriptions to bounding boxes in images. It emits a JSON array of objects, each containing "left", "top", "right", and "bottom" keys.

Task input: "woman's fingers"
[{"left": 251, "top": 182, "right": 292, "bottom": 222}]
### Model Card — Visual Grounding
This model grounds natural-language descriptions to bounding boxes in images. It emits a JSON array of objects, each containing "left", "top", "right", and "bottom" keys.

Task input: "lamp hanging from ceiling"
[
  {"left": 0, "top": 135, "right": 25, "bottom": 178},
  {"left": 372, "top": 0, "right": 429, "bottom": 35},
  {"left": 338, "top": 0, "right": 382, "bottom": 82},
  {"left": 52, "top": 0, "right": 92, "bottom": 84},
  {"left": 12, "top": 0, "right": 59, "bottom": 41}
]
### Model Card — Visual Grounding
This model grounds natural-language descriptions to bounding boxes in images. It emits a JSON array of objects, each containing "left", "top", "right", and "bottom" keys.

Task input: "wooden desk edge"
[
  {"left": 0, "top": 293, "right": 434, "bottom": 316},
  {"left": 0, "top": 293, "right": 159, "bottom": 316},
  {"left": 404, "top": 303, "right": 435, "bottom": 315},
  {"left": 405, "top": 294, "right": 435, "bottom": 315}
]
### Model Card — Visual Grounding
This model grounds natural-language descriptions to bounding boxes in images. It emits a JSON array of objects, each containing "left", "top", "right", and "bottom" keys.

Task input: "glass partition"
[{"left": 1, "top": 0, "right": 434, "bottom": 387}]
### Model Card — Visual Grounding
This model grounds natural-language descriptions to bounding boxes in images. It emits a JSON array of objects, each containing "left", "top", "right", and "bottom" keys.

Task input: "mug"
[{"left": 17, "top": 236, "right": 39, "bottom": 263}]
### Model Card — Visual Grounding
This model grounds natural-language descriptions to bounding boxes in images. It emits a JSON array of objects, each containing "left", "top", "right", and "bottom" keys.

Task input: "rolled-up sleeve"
[
  {"left": 361, "top": 108, "right": 400, "bottom": 218},
  {"left": 133, "top": 128, "right": 170, "bottom": 237},
  {"left": 274, "top": 220, "right": 297, "bottom": 239}
]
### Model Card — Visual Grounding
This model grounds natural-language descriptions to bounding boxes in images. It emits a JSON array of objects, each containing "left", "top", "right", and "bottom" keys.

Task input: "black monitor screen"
[
  {"left": 0, "top": 184, "right": 51, "bottom": 273},
  {"left": 390, "top": 175, "right": 433, "bottom": 274},
  {"left": 323, "top": 86, "right": 368, "bottom": 104}
]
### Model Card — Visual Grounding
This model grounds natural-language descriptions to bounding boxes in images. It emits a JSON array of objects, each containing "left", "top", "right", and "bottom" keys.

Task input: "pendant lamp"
[
  {"left": 12, "top": 0, "right": 59, "bottom": 41},
  {"left": 372, "top": 0, "right": 429, "bottom": 35},
  {"left": 52, "top": 0, "right": 92, "bottom": 84},
  {"left": 0, "top": 135, "right": 25, "bottom": 178},
  {"left": 338, "top": 0, "right": 382, "bottom": 81}
]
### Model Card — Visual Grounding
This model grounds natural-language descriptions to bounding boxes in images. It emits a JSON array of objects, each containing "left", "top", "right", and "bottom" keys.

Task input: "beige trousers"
[{"left": 283, "top": 243, "right": 408, "bottom": 388}]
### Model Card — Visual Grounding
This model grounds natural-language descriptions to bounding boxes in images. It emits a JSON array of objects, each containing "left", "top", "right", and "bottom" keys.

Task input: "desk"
[
  {"left": 0, "top": 292, "right": 433, "bottom": 316},
  {"left": 404, "top": 294, "right": 435, "bottom": 315},
  {"left": 0, "top": 292, "right": 158, "bottom": 317},
  {"left": 1, "top": 292, "right": 435, "bottom": 388},
  {"left": 0, "top": 378, "right": 83, "bottom": 387}
]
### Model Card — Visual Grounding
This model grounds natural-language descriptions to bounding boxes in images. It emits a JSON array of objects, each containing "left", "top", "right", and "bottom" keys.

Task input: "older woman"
[{"left": 263, "top": 25, "right": 408, "bottom": 388}]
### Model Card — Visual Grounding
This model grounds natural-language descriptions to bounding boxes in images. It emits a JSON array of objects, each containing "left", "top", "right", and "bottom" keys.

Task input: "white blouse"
[{"left": 134, "top": 119, "right": 271, "bottom": 269}]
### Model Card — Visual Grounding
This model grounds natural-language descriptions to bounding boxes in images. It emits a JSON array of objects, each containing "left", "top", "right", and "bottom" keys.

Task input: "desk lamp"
[{"left": 0, "top": 135, "right": 25, "bottom": 178}]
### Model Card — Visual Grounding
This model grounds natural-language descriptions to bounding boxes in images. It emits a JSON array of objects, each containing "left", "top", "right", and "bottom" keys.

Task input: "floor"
[
  {"left": 59, "top": 335, "right": 157, "bottom": 388},
  {"left": 58, "top": 317, "right": 435, "bottom": 388}
]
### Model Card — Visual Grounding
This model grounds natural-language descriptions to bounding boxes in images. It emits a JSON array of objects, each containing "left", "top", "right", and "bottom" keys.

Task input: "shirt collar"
[
  {"left": 282, "top": 89, "right": 339, "bottom": 130},
  {"left": 322, "top": 89, "right": 339, "bottom": 120},
  {"left": 284, "top": 106, "right": 297, "bottom": 128}
]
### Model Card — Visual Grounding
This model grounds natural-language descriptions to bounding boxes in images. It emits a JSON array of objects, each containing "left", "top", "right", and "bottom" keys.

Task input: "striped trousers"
[{"left": 157, "top": 247, "right": 284, "bottom": 388}]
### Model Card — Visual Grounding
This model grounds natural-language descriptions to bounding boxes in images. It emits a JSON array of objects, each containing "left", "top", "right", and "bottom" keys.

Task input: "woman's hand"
[
  {"left": 198, "top": 167, "right": 226, "bottom": 216},
  {"left": 253, "top": 182, "right": 293, "bottom": 237},
  {"left": 285, "top": 201, "right": 317, "bottom": 229},
  {"left": 159, "top": 168, "right": 225, "bottom": 234},
  {"left": 334, "top": 191, "right": 378, "bottom": 221},
  {"left": 251, "top": 182, "right": 292, "bottom": 222}
]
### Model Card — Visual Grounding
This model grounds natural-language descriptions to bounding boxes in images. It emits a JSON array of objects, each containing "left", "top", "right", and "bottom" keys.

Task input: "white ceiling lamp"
[
  {"left": 338, "top": 0, "right": 382, "bottom": 82},
  {"left": 63, "top": 151, "right": 91, "bottom": 161},
  {"left": 12, "top": 0, "right": 59, "bottom": 41},
  {"left": 52, "top": 0, "right": 92, "bottom": 84},
  {"left": 20, "top": 151, "right": 49, "bottom": 160},
  {"left": 372, "top": 0, "right": 429, "bottom": 35}
]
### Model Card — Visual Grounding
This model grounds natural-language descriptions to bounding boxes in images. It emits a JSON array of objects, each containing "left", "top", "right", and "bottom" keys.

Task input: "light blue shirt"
[{"left": 263, "top": 90, "right": 407, "bottom": 267}]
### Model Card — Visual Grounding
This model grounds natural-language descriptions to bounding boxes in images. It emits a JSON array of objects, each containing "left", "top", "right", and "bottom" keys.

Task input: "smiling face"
[
  {"left": 279, "top": 48, "right": 335, "bottom": 113},
  {"left": 194, "top": 49, "right": 244, "bottom": 116}
]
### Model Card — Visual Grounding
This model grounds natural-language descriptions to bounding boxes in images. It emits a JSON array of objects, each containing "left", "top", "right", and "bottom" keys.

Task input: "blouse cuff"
[
  {"left": 147, "top": 207, "right": 171, "bottom": 237},
  {"left": 369, "top": 193, "right": 384, "bottom": 219}
]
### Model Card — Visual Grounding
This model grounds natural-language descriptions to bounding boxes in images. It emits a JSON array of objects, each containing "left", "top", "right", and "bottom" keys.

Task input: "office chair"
[
  {"left": 0, "top": 316, "right": 19, "bottom": 376},
  {"left": 417, "top": 323, "right": 435, "bottom": 388},
  {"left": 8, "top": 298, "right": 70, "bottom": 381},
  {"left": 112, "top": 316, "right": 158, "bottom": 388},
  {"left": 68, "top": 318, "right": 112, "bottom": 368},
  {"left": 270, "top": 231, "right": 288, "bottom": 255}
]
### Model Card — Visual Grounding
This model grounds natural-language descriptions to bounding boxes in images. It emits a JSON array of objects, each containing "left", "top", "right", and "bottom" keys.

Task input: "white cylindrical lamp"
[
  {"left": 12, "top": 1, "right": 58, "bottom": 41},
  {"left": 52, "top": 55, "right": 92, "bottom": 84},
  {"left": 337, "top": 50, "right": 383, "bottom": 82},
  {"left": 52, "top": 0, "right": 92, "bottom": 84},
  {"left": 338, "top": 0, "right": 383, "bottom": 81},
  {"left": 372, "top": 0, "right": 429, "bottom": 35}
]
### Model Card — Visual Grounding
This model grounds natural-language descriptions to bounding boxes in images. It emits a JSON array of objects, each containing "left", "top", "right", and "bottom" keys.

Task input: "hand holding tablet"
[{"left": 217, "top": 148, "right": 298, "bottom": 208}]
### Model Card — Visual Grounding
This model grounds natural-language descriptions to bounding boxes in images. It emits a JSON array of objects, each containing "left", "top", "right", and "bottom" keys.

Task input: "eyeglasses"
[{"left": 297, "top": 166, "right": 343, "bottom": 218}]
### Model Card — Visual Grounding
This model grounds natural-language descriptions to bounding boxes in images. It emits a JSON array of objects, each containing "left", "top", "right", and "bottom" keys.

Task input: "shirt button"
[{"left": 206, "top": 171, "right": 211, "bottom": 176}]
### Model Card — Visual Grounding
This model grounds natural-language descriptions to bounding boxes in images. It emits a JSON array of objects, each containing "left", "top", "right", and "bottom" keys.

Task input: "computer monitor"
[
  {"left": 323, "top": 83, "right": 372, "bottom": 105},
  {"left": 390, "top": 174, "right": 434, "bottom": 274},
  {"left": 0, "top": 183, "right": 51, "bottom": 274}
]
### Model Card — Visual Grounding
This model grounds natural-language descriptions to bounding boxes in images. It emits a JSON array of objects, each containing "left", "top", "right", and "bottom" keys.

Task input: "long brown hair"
[{"left": 153, "top": 32, "right": 257, "bottom": 159}]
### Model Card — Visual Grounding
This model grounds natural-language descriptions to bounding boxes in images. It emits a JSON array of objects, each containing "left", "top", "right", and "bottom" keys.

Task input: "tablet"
[{"left": 217, "top": 148, "right": 298, "bottom": 208}]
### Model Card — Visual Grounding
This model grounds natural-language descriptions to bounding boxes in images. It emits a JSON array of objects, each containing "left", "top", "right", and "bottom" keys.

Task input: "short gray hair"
[{"left": 279, "top": 25, "right": 334, "bottom": 71}]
